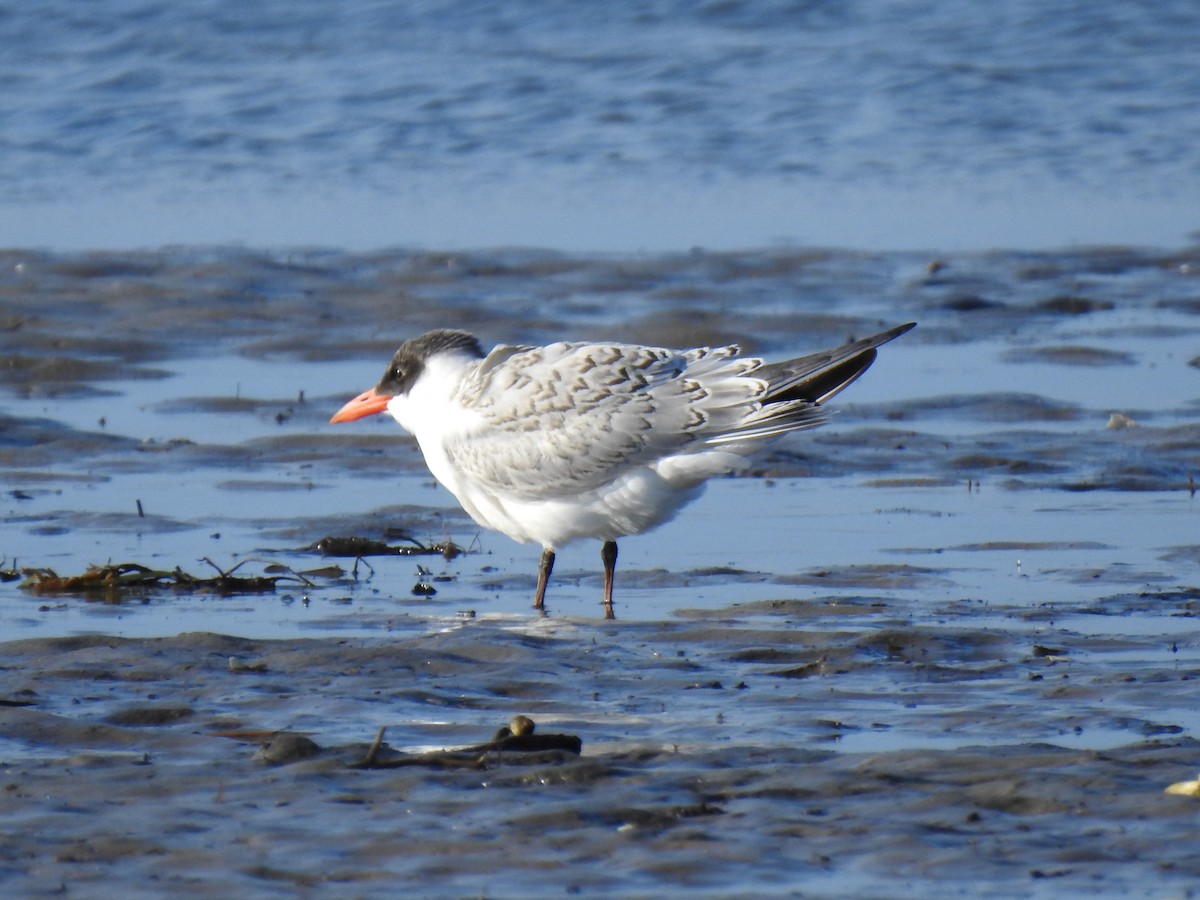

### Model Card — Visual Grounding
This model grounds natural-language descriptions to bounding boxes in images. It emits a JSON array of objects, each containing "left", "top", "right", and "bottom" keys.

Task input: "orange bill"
[{"left": 330, "top": 387, "right": 392, "bottom": 424}]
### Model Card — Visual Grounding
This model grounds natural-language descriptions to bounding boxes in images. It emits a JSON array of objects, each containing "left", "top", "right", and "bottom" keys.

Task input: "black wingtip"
[{"left": 760, "top": 323, "right": 915, "bottom": 406}]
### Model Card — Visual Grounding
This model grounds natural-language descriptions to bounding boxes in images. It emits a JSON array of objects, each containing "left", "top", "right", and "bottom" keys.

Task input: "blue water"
[{"left": 3, "top": 0, "right": 1199, "bottom": 251}]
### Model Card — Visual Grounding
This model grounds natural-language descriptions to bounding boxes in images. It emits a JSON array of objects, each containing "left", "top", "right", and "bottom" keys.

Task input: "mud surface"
[{"left": 2, "top": 244, "right": 1200, "bottom": 896}]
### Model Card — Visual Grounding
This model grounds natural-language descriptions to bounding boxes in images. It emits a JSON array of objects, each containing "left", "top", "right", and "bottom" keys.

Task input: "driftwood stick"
[{"left": 363, "top": 726, "right": 387, "bottom": 766}]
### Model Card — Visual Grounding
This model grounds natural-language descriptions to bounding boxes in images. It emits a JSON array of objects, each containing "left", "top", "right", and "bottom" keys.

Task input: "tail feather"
[
  {"left": 704, "top": 401, "right": 828, "bottom": 444},
  {"left": 758, "top": 322, "right": 915, "bottom": 405},
  {"left": 704, "top": 322, "right": 914, "bottom": 446}
]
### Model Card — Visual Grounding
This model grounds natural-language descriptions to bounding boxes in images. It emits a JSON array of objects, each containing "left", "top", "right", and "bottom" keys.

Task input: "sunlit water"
[{"left": 3, "top": 0, "right": 1199, "bottom": 251}]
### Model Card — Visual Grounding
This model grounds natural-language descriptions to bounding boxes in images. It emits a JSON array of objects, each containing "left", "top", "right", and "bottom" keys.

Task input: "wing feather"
[
  {"left": 438, "top": 324, "right": 915, "bottom": 499},
  {"left": 444, "top": 341, "right": 760, "bottom": 498}
]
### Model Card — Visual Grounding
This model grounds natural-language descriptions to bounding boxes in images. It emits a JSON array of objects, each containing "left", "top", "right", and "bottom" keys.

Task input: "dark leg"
[
  {"left": 533, "top": 547, "right": 555, "bottom": 612},
  {"left": 601, "top": 540, "right": 618, "bottom": 620}
]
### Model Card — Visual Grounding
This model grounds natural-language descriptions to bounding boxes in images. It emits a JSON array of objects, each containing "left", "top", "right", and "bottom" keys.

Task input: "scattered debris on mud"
[
  {"left": 18, "top": 559, "right": 316, "bottom": 599},
  {"left": 306, "top": 534, "right": 464, "bottom": 560}
]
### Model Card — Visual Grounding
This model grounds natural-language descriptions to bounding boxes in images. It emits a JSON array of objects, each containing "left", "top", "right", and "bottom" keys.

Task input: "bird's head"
[{"left": 330, "top": 329, "right": 484, "bottom": 424}]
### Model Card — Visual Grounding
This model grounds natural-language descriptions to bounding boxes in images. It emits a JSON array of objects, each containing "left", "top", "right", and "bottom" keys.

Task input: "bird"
[{"left": 330, "top": 322, "right": 915, "bottom": 618}]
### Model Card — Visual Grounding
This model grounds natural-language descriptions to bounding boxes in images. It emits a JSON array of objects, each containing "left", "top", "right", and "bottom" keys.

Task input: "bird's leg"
[
  {"left": 533, "top": 547, "right": 555, "bottom": 613},
  {"left": 601, "top": 540, "right": 618, "bottom": 620}
]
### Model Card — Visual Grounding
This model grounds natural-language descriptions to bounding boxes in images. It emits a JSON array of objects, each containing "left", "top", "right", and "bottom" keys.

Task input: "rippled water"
[{"left": 4, "top": 0, "right": 1200, "bottom": 249}]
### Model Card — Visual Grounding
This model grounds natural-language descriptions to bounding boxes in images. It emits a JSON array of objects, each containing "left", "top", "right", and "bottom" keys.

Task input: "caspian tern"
[{"left": 331, "top": 323, "right": 915, "bottom": 617}]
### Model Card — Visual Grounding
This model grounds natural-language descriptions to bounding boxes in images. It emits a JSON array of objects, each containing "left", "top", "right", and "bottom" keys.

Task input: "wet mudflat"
[
  {"left": 2, "top": 244, "right": 1200, "bottom": 897},
  {"left": 2, "top": 604, "right": 1200, "bottom": 898}
]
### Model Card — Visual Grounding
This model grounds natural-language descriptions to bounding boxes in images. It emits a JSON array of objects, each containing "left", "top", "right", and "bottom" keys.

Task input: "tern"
[{"left": 331, "top": 323, "right": 915, "bottom": 617}]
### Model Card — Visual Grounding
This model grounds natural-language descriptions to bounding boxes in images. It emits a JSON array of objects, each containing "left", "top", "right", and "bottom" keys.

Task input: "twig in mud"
[
  {"left": 351, "top": 555, "right": 375, "bottom": 581},
  {"left": 262, "top": 562, "right": 318, "bottom": 587},
  {"left": 363, "top": 726, "right": 387, "bottom": 766},
  {"left": 200, "top": 557, "right": 316, "bottom": 589},
  {"left": 200, "top": 557, "right": 251, "bottom": 577}
]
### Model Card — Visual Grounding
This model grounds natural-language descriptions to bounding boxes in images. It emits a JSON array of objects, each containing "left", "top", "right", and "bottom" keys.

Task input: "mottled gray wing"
[{"left": 443, "top": 340, "right": 760, "bottom": 499}]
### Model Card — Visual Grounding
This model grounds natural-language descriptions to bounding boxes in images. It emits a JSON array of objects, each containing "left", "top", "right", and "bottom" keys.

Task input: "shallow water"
[
  {"left": 2, "top": 244, "right": 1200, "bottom": 896},
  {"left": 4, "top": 1, "right": 1200, "bottom": 250}
]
